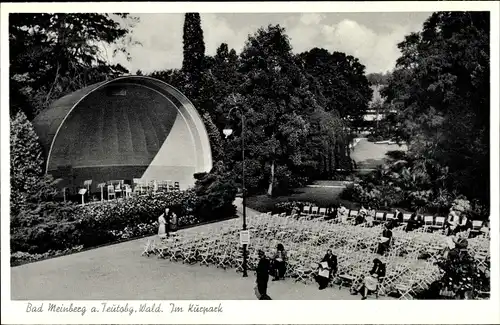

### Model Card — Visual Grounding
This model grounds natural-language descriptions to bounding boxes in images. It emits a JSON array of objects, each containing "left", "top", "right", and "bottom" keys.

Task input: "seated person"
[
  {"left": 442, "top": 235, "right": 456, "bottom": 259},
  {"left": 315, "top": 249, "right": 338, "bottom": 290},
  {"left": 405, "top": 213, "right": 418, "bottom": 232},
  {"left": 272, "top": 243, "right": 287, "bottom": 281},
  {"left": 480, "top": 220, "right": 490, "bottom": 237},
  {"left": 324, "top": 206, "right": 336, "bottom": 220},
  {"left": 396, "top": 210, "right": 404, "bottom": 223},
  {"left": 353, "top": 258, "right": 386, "bottom": 300},
  {"left": 376, "top": 223, "right": 393, "bottom": 255},
  {"left": 337, "top": 205, "right": 349, "bottom": 223},
  {"left": 449, "top": 212, "right": 468, "bottom": 235},
  {"left": 456, "top": 215, "right": 469, "bottom": 234},
  {"left": 355, "top": 213, "right": 366, "bottom": 226},
  {"left": 322, "top": 249, "right": 338, "bottom": 278},
  {"left": 392, "top": 209, "right": 401, "bottom": 227},
  {"left": 447, "top": 208, "right": 460, "bottom": 233},
  {"left": 315, "top": 261, "right": 331, "bottom": 290},
  {"left": 365, "top": 207, "right": 375, "bottom": 227}
]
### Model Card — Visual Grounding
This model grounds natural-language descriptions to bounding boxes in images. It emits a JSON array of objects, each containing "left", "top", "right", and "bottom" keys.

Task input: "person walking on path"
[{"left": 255, "top": 250, "right": 271, "bottom": 300}]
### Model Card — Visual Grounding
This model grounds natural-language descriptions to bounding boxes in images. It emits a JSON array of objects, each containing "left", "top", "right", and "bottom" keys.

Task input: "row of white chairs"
[
  {"left": 301, "top": 206, "right": 488, "bottom": 235},
  {"left": 76, "top": 179, "right": 182, "bottom": 201}
]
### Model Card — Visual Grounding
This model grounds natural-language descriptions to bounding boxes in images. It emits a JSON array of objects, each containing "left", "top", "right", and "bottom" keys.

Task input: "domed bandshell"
[{"left": 32, "top": 76, "right": 213, "bottom": 193}]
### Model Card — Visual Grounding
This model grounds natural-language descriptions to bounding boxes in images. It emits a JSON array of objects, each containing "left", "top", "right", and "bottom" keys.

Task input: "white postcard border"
[{"left": 1, "top": 2, "right": 499, "bottom": 324}]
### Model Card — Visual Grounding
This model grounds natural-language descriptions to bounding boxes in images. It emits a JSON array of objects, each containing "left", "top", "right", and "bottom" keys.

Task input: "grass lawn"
[{"left": 246, "top": 186, "right": 359, "bottom": 213}]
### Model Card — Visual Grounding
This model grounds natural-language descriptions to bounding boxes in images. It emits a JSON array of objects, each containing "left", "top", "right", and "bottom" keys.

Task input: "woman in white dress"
[{"left": 158, "top": 208, "right": 169, "bottom": 238}]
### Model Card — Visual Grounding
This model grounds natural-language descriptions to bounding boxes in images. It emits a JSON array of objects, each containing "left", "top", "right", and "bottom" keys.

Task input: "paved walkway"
[
  {"left": 11, "top": 200, "right": 390, "bottom": 300},
  {"left": 350, "top": 138, "right": 408, "bottom": 169}
]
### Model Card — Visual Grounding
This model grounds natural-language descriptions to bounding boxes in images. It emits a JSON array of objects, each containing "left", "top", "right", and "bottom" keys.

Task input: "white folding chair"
[
  {"left": 142, "top": 238, "right": 156, "bottom": 256},
  {"left": 107, "top": 185, "right": 116, "bottom": 200},
  {"left": 469, "top": 220, "right": 483, "bottom": 236},
  {"left": 423, "top": 216, "right": 434, "bottom": 231},
  {"left": 114, "top": 182, "right": 123, "bottom": 198},
  {"left": 375, "top": 212, "right": 385, "bottom": 223},
  {"left": 431, "top": 216, "right": 446, "bottom": 231},
  {"left": 97, "top": 183, "right": 106, "bottom": 201},
  {"left": 124, "top": 184, "right": 132, "bottom": 198}
]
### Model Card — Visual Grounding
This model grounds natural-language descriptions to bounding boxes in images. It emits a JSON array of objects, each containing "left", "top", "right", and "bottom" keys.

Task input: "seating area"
[
  {"left": 78, "top": 179, "right": 182, "bottom": 202},
  {"left": 297, "top": 204, "right": 489, "bottom": 238},
  {"left": 143, "top": 212, "right": 489, "bottom": 299}
]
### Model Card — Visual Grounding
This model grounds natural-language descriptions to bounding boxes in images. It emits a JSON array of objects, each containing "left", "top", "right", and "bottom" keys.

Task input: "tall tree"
[
  {"left": 9, "top": 13, "right": 137, "bottom": 119},
  {"left": 201, "top": 43, "right": 242, "bottom": 130},
  {"left": 383, "top": 11, "right": 490, "bottom": 206},
  {"left": 10, "top": 111, "right": 44, "bottom": 215},
  {"left": 150, "top": 68, "right": 186, "bottom": 88},
  {"left": 366, "top": 72, "right": 391, "bottom": 86},
  {"left": 299, "top": 48, "right": 371, "bottom": 174},
  {"left": 236, "top": 25, "right": 321, "bottom": 195},
  {"left": 182, "top": 13, "right": 205, "bottom": 107}
]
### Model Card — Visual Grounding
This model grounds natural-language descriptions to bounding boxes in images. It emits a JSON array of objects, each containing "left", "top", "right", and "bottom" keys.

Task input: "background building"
[{"left": 32, "top": 76, "right": 212, "bottom": 194}]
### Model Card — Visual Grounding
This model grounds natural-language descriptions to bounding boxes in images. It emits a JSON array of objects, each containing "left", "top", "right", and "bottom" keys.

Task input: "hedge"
[{"left": 11, "top": 189, "right": 236, "bottom": 265}]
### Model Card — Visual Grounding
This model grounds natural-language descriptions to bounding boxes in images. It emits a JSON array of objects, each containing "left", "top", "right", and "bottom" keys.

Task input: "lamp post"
[{"left": 223, "top": 106, "right": 248, "bottom": 278}]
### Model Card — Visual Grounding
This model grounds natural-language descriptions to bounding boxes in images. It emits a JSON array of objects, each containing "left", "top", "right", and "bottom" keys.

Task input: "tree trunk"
[
  {"left": 328, "top": 146, "right": 333, "bottom": 178},
  {"left": 267, "top": 160, "right": 275, "bottom": 196},
  {"left": 334, "top": 142, "right": 340, "bottom": 171}
]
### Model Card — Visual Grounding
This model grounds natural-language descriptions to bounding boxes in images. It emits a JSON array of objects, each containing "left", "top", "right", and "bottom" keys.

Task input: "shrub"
[
  {"left": 386, "top": 150, "right": 407, "bottom": 161},
  {"left": 11, "top": 246, "right": 84, "bottom": 266},
  {"left": 340, "top": 183, "right": 357, "bottom": 201},
  {"left": 11, "top": 186, "right": 236, "bottom": 257},
  {"left": 193, "top": 162, "right": 238, "bottom": 221},
  {"left": 341, "top": 183, "right": 384, "bottom": 209},
  {"left": 367, "top": 135, "right": 376, "bottom": 142},
  {"left": 433, "top": 247, "right": 489, "bottom": 299}
]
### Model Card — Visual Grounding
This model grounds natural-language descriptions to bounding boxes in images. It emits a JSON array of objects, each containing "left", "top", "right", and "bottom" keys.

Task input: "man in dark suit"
[
  {"left": 256, "top": 250, "right": 271, "bottom": 300},
  {"left": 316, "top": 249, "right": 338, "bottom": 289}
]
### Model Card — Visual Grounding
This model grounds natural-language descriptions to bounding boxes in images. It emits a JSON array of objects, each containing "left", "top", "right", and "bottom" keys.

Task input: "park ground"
[
  {"left": 11, "top": 138, "right": 399, "bottom": 300},
  {"left": 246, "top": 138, "right": 408, "bottom": 212},
  {"left": 11, "top": 199, "right": 391, "bottom": 300}
]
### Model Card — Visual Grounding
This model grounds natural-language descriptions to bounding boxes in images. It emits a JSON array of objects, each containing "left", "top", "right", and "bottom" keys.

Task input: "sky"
[{"left": 107, "top": 12, "right": 433, "bottom": 75}]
